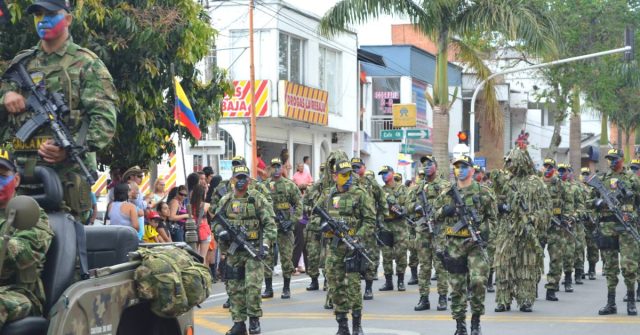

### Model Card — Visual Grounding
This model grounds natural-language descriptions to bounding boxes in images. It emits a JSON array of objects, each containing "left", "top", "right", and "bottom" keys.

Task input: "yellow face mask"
[{"left": 336, "top": 172, "right": 352, "bottom": 187}]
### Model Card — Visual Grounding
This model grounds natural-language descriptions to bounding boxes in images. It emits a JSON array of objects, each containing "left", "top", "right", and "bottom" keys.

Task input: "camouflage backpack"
[{"left": 134, "top": 246, "right": 212, "bottom": 317}]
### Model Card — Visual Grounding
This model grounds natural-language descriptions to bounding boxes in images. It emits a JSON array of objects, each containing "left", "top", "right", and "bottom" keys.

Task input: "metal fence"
[{"left": 369, "top": 116, "right": 430, "bottom": 141}]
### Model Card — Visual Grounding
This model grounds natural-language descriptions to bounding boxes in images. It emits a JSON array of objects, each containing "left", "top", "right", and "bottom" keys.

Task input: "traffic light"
[{"left": 457, "top": 130, "right": 469, "bottom": 145}]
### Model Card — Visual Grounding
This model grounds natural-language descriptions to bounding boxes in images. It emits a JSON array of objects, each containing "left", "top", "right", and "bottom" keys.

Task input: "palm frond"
[{"left": 452, "top": 38, "right": 503, "bottom": 136}]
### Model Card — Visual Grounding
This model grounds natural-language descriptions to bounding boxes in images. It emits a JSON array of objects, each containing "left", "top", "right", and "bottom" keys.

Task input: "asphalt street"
[{"left": 195, "top": 256, "right": 640, "bottom": 335}]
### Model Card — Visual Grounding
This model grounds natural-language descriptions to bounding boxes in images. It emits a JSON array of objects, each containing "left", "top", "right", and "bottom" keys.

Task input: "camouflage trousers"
[
  {"left": 494, "top": 232, "right": 543, "bottom": 308},
  {"left": 364, "top": 234, "right": 381, "bottom": 281},
  {"left": 600, "top": 221, "right": 639, "bottom": 292},
  {"left": 381, "top": 220, "right": 409, "bottom": 275},
  {"left": 408, "top": 227, "right": 419, "bottom": 268},
  {"left": 445, "top": 236, "right": 489, "bottom": 320},
  {"left": 0, "top": 287, "right": 36, "bottom": 329},
  {"left": 226, "top": 251, "right": 264, "bottom": 322},
  {"left": 416, "top": 230, "right": 448, "bottom": 296},
  {"left": 544, "top": 226, "right": 574, "bottom": 290},
  {"left": 585, "top": 230, "right": 600, "bottom": 264},
  {"left": 573, "top": 223, "right": 586, "bottom": 272},
  {"left": 326, "top": 243, "right": 362, "bottom": 314},
  {"left": 264, "top": 230, "right": 295, "bottom": 279},
  {"left": 304, "top": 229, "right": 325, "bottom": 278}
]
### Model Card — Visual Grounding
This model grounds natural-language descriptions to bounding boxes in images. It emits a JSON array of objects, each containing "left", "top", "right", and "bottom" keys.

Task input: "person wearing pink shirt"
[{"left": 292, "top": 163, "right": 313, "bottom": 187}]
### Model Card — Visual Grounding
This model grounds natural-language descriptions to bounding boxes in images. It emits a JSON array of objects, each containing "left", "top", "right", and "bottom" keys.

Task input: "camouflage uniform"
[
  {"left": 302, "top": 176, "right": 329, "bottom": 283},
  {"left": 435, "top": 155, "right": 496, "bottom": 333},
  {"left": 568, "top": 172, "right": 588, "bottom": 283},
  {"left": 212, "top": 168, "right": 276, "bottom": 331},
  {"left": 0, "top": 38, "right": 118, "bottom": 221},
  {"left": 379, "top": 166, "right": 409, "bottom": 291},
  {"left": 263, "top": 170, "right": 302, "bottom": 298},
  {"left": 494, "top": 148, "right": 550, "bottom": 312},
  {"left": 0, "top": 206, "right": 54, "bottom": 329},
  {"left": 315, "top": 159, "right": 375, "bottom": 334},
  {"left": 410, "top": 169, "right": 450, "bottom": 311},
  {"left": 579, "top": 168, "right": 600, "bottom": 280}
]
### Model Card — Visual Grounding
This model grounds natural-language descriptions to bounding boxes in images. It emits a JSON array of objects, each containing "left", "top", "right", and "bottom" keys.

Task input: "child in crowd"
[{"left": 143, "top": 211, "right": 162, "bottom": 243}]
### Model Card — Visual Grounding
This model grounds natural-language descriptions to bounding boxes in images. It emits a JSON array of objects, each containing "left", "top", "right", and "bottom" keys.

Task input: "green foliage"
[{"left": 0, "top": 0, "right": 232, "bottom": 170}]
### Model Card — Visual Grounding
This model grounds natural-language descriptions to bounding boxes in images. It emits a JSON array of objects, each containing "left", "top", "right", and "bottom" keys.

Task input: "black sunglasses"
[{"left": 179, "top": 192, "right": 188, "bottom": 196}]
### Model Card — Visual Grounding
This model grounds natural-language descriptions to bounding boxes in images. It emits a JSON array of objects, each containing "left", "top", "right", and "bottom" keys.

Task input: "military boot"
[
  {"left": 546, "top": 288, "right": 558, "bottom": 302},
  {"left": 598, "top": 292, "right": 617, "bottom": 315},
  {"left": 379, "top": 274, "right": 394, "bottom": 291},
  {"left": 408, "top": 266, "right": 419, "bottom": 285},
  {"left": 431, "top": 271, "right": 438, "bottom": 281},
  {"left": 437, "top": 294, "right": 448, "bottom": 311},
  {"left": 223, "top": 298, "right": 231, "bottom": 309},
  {"left": 324, "top": 276, "right": 328, "bottom": 291},
  {"left": 454, "top": 318, "right": 467, "bottom": 335},
  {"left": 470, "top": 314, "right": 482, "bottom": 335},
  {"left": 486, "top": 270, "right": 495, "bottom": 293},
  {"left": 335, "top": 312, "right": 350, "bottom": 335},
  {"left": 352, "top": 310, "right": 365, "bottom": 335},
  {"left": 564, "top": 272, "right": 574, "bottom": 292},
  {"left": 248, "top": 317, "right": 261, "bottom": 335},
  {"left": 363, "top": 280, "right": 374, "bottom": 300},
  {"left": 624, "top": 292, "right": 630, "bottom": 302},
  {"left": 397, "top": 273, "right": 406, "bottom": 291},
  {"left": 225, "top": 321, "right": 247, "bottom": 335},
  {"left": 519, "top": 302, "right": 533, "bottom": 313},
  {"left": 628, "top": 291, "right": 637, "bottom": 315},
  {"left": 494, "top": 304, "right": 510, "bottom": 312},
  {"left": 307, "top": 276, "right": 319, "bottom": 291},
  {"left": 575, "top": 269, "right": 584, "bottom": 285},
  {"left": 324, "top": 295, "right": 334, "bottom": 310},
  {"left": 281, "top": 277, "right": 291, "bottom": 299},
  {"left": 588, "top": 262, "right": 596, "bottom": 280},
  {"left": 414, "top": 295, "right": 430, "bottom": 311},
  {"left": 261, "top": 278, "right": 274, "bottom": 298}
]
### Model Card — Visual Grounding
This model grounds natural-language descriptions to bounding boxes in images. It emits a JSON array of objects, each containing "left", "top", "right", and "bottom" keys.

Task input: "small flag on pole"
[
  {"left": 398, "top": 153, "right": 413, "bottom": 166},
  {"left": 174, "top": 77, "right": 202, "bottom": 140}
]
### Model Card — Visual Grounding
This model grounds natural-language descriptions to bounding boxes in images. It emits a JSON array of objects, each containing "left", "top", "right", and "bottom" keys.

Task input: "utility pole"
[{"left": 249, "top": 0, "right": 258, "bottom": 177}]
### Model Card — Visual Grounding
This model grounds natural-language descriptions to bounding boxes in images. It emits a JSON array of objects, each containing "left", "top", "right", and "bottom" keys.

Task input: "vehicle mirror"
[{"left": 6, "top": 196, "right": 40, "bottom": 231}]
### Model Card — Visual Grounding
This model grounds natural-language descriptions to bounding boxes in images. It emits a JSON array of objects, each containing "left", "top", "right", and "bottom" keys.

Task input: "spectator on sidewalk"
[
  {"left": 143, "top": 211, "right": 162, "bottom": 243},
  {"left": 155, "top": 201, "right": 173, "bottom": 242},
  {"left": 292, "top": 163, "right": 313, "bottom": 188},
  {"left": 107, "top": 183, "right": 139, "bottom": 231},
  {"left": 303, "top": 156, "right": 311, "bottom": 177}
]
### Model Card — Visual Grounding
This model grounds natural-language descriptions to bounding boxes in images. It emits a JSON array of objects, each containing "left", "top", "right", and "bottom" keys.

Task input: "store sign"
[
  {"left": 279, "top": 80, "right": 328, "bottom": 125},
  {"left": 221, "top": 80, "right": 270, "bottom": 118},
  {"left": 392, "top": 104, "right": 417, "bottom": 127}
]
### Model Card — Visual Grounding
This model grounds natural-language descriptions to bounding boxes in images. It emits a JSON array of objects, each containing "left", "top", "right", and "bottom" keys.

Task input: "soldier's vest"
[
  {"left": 224, "top": 195, "right": 261, "bottom": 242},
  {"left": 324, "top": 190, "right": 360, "bottom": 238},
  {"left": 384, "top": 185, "right": 403, "bottom": 220},
  {"left": 602, "top": 173, "right": 635, "bottom": 214},
  {"left": 444, "top": 183, "right": 483, "bottom": 238},
  {"left": 546, "top": 178, "right": 565, "bottom": 216}
]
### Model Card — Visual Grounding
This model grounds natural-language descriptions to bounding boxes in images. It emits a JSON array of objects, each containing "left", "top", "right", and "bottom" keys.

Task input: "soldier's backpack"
[{"left": 134, "top": 246, "right": 212, "bottom": 317}]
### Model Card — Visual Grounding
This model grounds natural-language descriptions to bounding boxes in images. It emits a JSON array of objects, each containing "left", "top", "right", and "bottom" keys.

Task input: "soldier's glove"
[
  {"left": 261, "top": 244, "right": 270, "bottom": 257},
  {"left": 217, "top": 230, "right": 231, "bottom": 242},
  {"left": 414, "top": 204, "right": 423, "bottom": 213},
  {"left": 319, "top": 221, "right": 332, "bottom": 233},
  {"left": 497, "top": 203, "right": 511, "bottom": 214},
  {"left": 593, "top": 198, "right": 605, "bottom": 209},
  {"left": 442, "top": 204, "right": 457, "bottom": 217},
  {"left": 391, "top": 204, "right": 405, "bottom": 216}
]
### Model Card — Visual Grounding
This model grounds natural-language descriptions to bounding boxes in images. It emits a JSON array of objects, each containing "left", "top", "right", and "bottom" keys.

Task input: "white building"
[{"left": 202, "top": 0, "right": 358, "bottom": 179}]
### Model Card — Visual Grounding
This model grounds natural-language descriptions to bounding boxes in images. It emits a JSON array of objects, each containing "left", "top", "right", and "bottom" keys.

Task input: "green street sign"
[
  {"left": 401, "top": 144, "right": 415, "bottom": 154},
  {"left": 406, "top": 129, "right": 429, "bottom": 139},
  {"left": 380, "top": 129, "right": 404, "bottom": 140}
]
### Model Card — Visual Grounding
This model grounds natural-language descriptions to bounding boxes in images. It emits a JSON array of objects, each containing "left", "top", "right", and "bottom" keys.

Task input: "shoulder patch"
[{"left": 76, "top": 47, "right": 100, "bottom": 60}]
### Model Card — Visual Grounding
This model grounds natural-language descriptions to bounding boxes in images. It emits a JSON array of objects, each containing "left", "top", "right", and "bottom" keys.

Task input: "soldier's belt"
[
  {"left": 445, "top": 226, "right": 471, "bottom": 238},
  {"left": 12, "top": 136, "right": 49, "bottom": 152},
  {"left": 323, "top": 228, "right": 356, "bottom": 238},
  {"left": 275, "top": 202, "right": 291, "bottom": 210},
  {"left": 622, "top": 205, "right": 634, "bottom": 212},
  {"left": 553, "top": 208, "right": 561, "bottom": 215}
]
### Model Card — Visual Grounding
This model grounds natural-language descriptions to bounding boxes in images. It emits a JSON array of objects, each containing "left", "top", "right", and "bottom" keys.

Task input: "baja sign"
[{"left": 221, "top": 80, "right": 270, "bottom": 118}]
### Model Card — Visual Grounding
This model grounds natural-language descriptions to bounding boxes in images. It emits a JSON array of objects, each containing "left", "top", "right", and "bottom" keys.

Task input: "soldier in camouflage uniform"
[
  {"left": 405, "top": 175, "right": 420, "bottom": 287},
  {"left": 556, "top": 164, "right": 580, "bottom": 292},
  {"left": 378, "top": 165, "right": 409, "bottom": 292},
  {"left": 579, "top": 167, "right": 600, "bottom": 281},
  {"left": 628, "top": 160, "right": 640, "bottom": 302},
  {"left": 351, "top": 157, "right": 388, "bottom": 301},
  {"left": 474, "top": 165, "right": 495, "bottom": 293},
  {"left": 0, "top": 149, "right": 54, "bottom": 330},
  {"left": 435, "top": 155, "right": 496, "bottom": 335},
  {"left": 593, "top": 149, "right": 639, "bottom": 315},
  {"left": 302, "top": 163, "right": 328, "bottom": 292},
  {"left": 488, "top": 163, "right": 513, "bottom": 302},
  {"left": 565, "top": 166, "right": 588, "bottom": 286},
  {"left": 261, "top": 158, "right": 302, "bottom": 300},
  {"left": 494, "top": 148, "right": 549, "bottom": 312},
  {"left": 314, "top": 159, "right": 375, "bottom": 335},
  {"left": 541, "top": 158, "right": 575, "bottom": 301},
  {"left": 411, "top": 155, "right": 450, "bottom": 312},
  {"left": 0, "top": 1, "right": 117, "bottom": 222},
  {"left": 212, "top": 165, "right": 277, "bottom": 335}
]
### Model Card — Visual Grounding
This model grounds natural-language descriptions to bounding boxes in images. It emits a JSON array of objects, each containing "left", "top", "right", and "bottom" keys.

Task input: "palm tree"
[{"left": 319, "top": 0, "right": 557, "bottom": 165}]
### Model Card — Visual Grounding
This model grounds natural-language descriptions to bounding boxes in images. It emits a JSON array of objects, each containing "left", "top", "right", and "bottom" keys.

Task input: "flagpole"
[
  {"left": 171, "top": 63, "right": 192, "bottom": 214},
  {"left": 249, "top": 0, "right": 258, "bottom": 178}
]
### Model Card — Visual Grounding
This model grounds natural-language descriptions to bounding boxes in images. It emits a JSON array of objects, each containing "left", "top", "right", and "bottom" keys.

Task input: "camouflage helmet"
[
  {"left": 631, "top": 159, "right": 640, "bottom": 168},
  {"left": 364, "top": 170, "right": 375, "bottom": 177},
  {"left": 322, "top": 150, "right": 349, "bottom": 185},
  {"left": 580, "top": 167, "right": 591, "bottom": 174},
  {"left": 231, "top": 155, "right": 246, "bottom": 166},
  {"left": 605, "top": 148, "right": 623, "bottom": 160}
]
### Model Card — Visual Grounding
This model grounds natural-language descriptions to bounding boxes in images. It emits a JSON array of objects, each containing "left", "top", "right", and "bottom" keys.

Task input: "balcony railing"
[{"left": 369, "top": 115, "right": 430, "bottom": 141}]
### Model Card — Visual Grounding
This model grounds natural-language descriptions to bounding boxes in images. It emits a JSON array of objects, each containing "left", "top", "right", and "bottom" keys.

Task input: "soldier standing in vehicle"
[
  {"left": 261, "top": 158, "right": 302, "bottom": 299},
  {"left": 213, "top": 165, "right": 276, "bottom": 335},
  {"left": 0, "top": 0, "right": 117, "bottom": 222},
  {"left": 435, "top": 155, "right": 496, "bottom": 335},
  {"left": 0, "top": 149, "right": 54, "bottom": 331},
  {"left": 411, "top": 155, "right": 450, "bottom": 312},
  {"left": 378, "top": 165, "right": 410, "bottom": 292},
  {"left": 314, "top": 159, "right": 375, "bottom": 335},
  {"left": 593, "top": 149, "right": 639, "bottom": 316}
]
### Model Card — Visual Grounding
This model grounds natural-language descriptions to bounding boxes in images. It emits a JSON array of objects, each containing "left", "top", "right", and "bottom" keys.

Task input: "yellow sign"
[
  {"left": 280, "top": 80, "right": 329, "bottom": 125},
  {"left": 392, "top": 104, "right": 417, "bottom": 128}
]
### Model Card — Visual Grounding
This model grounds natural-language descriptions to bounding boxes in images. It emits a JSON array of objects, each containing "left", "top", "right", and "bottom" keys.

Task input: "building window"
[
  {"left": 193, "top": 155, "right": 203, "bottom": 172},
  {"left": 372, "top": 77, "right": 401, "bottom": 116},
  {"left": 203, "top": 43, "right": 217, "bottom": 83},
  {"left": 218, "top": 129, "right": 236, "bottom": 160},
  {"left": 279, "top": 32, "right": 304, "bottom": 84},
  {"left": 320, "top": 46, "right": 340, "bottom": 115}
]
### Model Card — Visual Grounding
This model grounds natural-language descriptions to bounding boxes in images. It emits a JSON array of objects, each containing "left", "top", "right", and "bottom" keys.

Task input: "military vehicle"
[{"left": 1, "top": 166, "right": 197, "bottom": 335}]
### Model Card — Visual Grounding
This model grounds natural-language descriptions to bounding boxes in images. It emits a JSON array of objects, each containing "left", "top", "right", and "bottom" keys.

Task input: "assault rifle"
[
  {"left": 275, "top": 210, "right": 294, "bottom": 232},
  {"left": 212, "top": 211, "right": 272, "bottom": 270},
  {"left": 549, "top": 215, "right": 577, "bottom": 241},
  {"left": 3, "top": 62, "right": 96, "bottom": 184},
  {"left": 313, "top": 206, "right": 374, "bottom": 265},
  {"left": 586, "top": 175, "right": 640, "bottom": 243},
  {"left": 449, "top": 185, "right": 490, "bottom": 264},
  {"left": 387, "top": 198, "right": 417, "bottom": 226},
  {"left": 415, "top": 188, "right": 436, "bottom": 234}
]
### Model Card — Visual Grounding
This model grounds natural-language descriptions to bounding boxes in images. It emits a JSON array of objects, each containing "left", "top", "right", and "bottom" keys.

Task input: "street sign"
[
  {"left": 400, "top": 144, "right": 415, "bottom": 154},
  {"left": 380, "top": 129, "right": 404, "bottom": 140},
  {"left": 474, "top": 157, "right": 486, "bottom": 168},
  {"left": 406, "top": 129, "right": 429, "bottom": 139},
  {"left": 392, "top": 104, "right": 417, "bottom": 127}
]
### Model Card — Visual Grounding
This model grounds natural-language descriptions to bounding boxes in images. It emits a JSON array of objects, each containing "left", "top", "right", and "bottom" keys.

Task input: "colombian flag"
[
  {"left": 174, "top": 77, "right": 202, "bottom": 140},
  {"left": 398, "top": 153, "right": 413, "bottom": 166}
]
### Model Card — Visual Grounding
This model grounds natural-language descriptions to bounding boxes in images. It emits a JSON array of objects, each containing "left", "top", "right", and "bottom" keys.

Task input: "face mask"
[
  {"left": 272, "top": 166, "right": 282, "bottom": 178},
  {"left": 454, "top": 166, "right": 471, "bottom": 180},
  {"left": 0, "top": 175, "right": 17, "bottom": 202},
  {"left": 633, "top": 168, "right": 640, "bottom": 177},
  {"left": 381, "top": 172, "right": 393, "bottom": 184},
  {"left": 474, "top": 172, "right": 483, "bottom": 182},
  {"left": 558, "top": 170, "right": 567, "bottom": 181},
  {"left": 235, "top": 177, "right": 248, "bottom": 191},
  {"left": 353, "top": 165, "right": 364, "bottom": 176},
  {"left": 424, "top": 163, "right": 436, "bottom": 177},
  {"left": 609, "top": 158, "right": 622, "bottom": 170},
  {"left": 544, "top": 166, "right": 555, "bottom": 178},
  {"left": 34, "top": 12, "right": 66, "bottom": 41},
  {"left": 337, "top": 172, "right": 352, "bottom": 188},
  {"left": 579, "top": 174, "right": 585, "bottom": 182}
]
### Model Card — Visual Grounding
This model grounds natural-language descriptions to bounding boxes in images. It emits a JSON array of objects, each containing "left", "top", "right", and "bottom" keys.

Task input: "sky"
[{"left": 283, "top": 0, "right": 411, "bottom": 46}]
